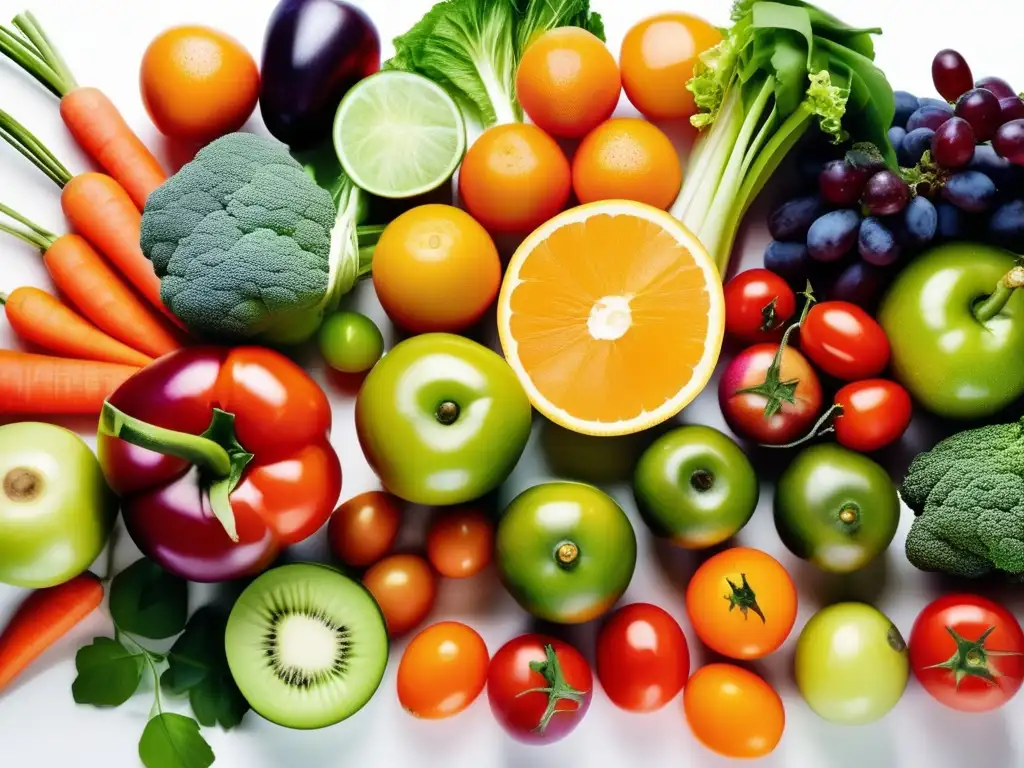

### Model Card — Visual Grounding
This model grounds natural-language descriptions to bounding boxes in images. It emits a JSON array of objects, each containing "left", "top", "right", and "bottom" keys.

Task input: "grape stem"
[{"left": 974, "top": 266, "right": 1024, "bottom": 323}]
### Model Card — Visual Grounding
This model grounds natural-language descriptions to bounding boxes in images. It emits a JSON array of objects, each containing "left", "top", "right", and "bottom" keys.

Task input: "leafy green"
[
  {"left": 385, "top": 0, "right": 604, "bottom": 129},
  {"left": 139, "top": 714, "right": 215, "bottom": 768},
  {"left": 109, "top": 558, "right": 188, "bottom": 640},
  {"left": 72, "top": 638, "right": 144, "bottom": 707}
]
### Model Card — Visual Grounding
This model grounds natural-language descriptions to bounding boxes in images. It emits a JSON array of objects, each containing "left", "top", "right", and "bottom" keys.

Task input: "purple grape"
[
  {"left": 903, "top": 195, "right": 938, "bottom": 245},
  {"left": 932, "top": 49, "right": 974, "bottom": 102},
  {"left": 942, "top": 171, "right": 997, "bottom": 212},
  {"left": 994, "top": 120, "right": 1024, "bottom": 165},
  {"left": 936, "top": 202, "right": 966, "bottom": 239},
  {"left": 768, "top": 196, "right": 823, "bottom": 242},
  {"left": 807, "top": 210, "right": 861, "bottom": 262},
  {"left": 999, "top": 97, "right": 1024, "bottom": 125},
  {"left": 988, "top": 200, "right": 1024, "bottom": 250},
  {"left": 893, "top": 91, "right": 920, "bottom": 128},
  {"left": 931, "top": 117, "right": 976, "bottom": 169},
  {"left": 862, "top": 171, "right": 911, "bottom": 215},
  {"left": 764, "top": 240, "right": 812, "bottom": 286},
  {"left": 954, "top": 88, "right": 1001, "bottom": 141},
  {"left": 907, "top": 106, "right": 954, "bottom": 132},
  {"left": 966, "top": 144, "right": 1017, "bottom": 190},
  {"left": 829, "top": 261, "right": 885, "bottom": 308},
  {"left": 919, "top": 97, "right": 954, "bottom": 112},
  {"left": 898, "top": 128, "right": 936, "bottom": 167},
  {"left": 858, "top": 217, "right": 902, "bottom": 266},
  {"left": 976, "top": 76, "right": 1016, "bottom": 101},
  {"left": 888, "top": 126, "right": 907, "bottom": 154},
  {"left": 818, "top": 159, "right": 870, "bottom": 206}
]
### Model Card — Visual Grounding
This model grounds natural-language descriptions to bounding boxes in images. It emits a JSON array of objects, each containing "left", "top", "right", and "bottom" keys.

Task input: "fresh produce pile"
[{"left": 4, "top": 0, "right": 1024, "bottom": 765}]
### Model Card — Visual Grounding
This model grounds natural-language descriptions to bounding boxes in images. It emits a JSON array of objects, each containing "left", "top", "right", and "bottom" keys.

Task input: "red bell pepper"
[{"left": 97, "top": 346, "right": 341, "bottom": 582}]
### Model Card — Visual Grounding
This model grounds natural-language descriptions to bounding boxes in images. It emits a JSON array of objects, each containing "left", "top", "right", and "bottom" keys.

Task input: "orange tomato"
[
  {"left": 516, "top": 27, "right": 621, "bottom": 139},
  {"left": 140, "top": 25, "right": 259, "bottom": 143},
  {"left": 373, "top": 205, "right": 502, "bottom": 333},
  {"left": 426, "top": 507, "right": 494, "bottom": 579},
  {"left": 458, "top": 123, "right": 571, "bottom": 234},
  {"left": 620, "top": 13, "right": 722, "bottom": 120},
  {"left": 327, "top": 491, "right": 402, "bottom": 568},
  {"left": 572, "top": 118, "right": 681, "bottom": 209},
  {"left": 684, "top": 664, "right": 785, "bottom": 759},
  {"left": 362, "top": 554, "right": 437, "bottom": 637},
  {"left": 685, "top": 547, "right": 797, "bottom": 660},
  {"left": 398, "top": 622, "right": 489, "bottom": 719}
]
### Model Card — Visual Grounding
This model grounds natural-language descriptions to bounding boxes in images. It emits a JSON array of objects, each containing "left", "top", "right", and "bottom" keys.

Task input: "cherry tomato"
[
  {"left": 718, "top": 343, "right": 823, "bottom": 445},
  {"left": 362, "top": 554, "right": 436, "bottom": 637},
  {"left": 426, "top": 507, "right": 494, "bottom": 579},
  {"left": 487, "top": 634, "right": 593, "bottom": 744},
  {"left": 800, "top": 301, "right": 891, "bottom": 381},
  {"left": 686, "top": 547, "right": 798, "bottom": 660},
  {"left": 910, "top": 594, "right": 1024, "bottom": 713},
  {"left": 327, "top": 491, "right": 401, "bottom": 567},
  {"left": 833, "top": 379, "right": 913, "bottom": 452},
  {"left": 596, "top": 603, "right": 690, "bottom": 712},
  {"left": 724, "top": 269, "right": 797, "bottom": 344},
  {"left": 398, "top": 621, "right": 489, "bottom": 719},
  {"left": 684, "top": 664, "right": 785, "bottom": 758}
]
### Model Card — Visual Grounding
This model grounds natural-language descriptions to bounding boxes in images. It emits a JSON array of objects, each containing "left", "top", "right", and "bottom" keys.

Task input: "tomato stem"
[
  {"left": 761, "top": 403, "right": 843, "bottom": 450},
  {"left": 690, "top": 469, "right": 714, "bottom": 492},
  {"left": 555, "top": 541, "right": 579, "bottom": 568},
  {"left": 436, "top": 401, "right": 460, "bottom": 425},
  {"left": 513, "top": 644, "right": 588, "bottom": 735},
  {"left": 724, "top": 573, "right": 766, "bottom": 623},
  {"left": 923, "top": 625, "right": 1024, "bottom": 688}
]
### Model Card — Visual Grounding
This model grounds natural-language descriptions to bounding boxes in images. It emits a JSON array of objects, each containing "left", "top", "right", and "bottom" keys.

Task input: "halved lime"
[{"left": 334, "top": 71, "right": 466, "bottom": 199}]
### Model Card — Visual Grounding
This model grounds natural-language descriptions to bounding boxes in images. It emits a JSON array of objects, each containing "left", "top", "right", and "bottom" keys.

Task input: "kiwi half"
[{"left": 225, "top": 562, "right": 388, "bottom": 729}]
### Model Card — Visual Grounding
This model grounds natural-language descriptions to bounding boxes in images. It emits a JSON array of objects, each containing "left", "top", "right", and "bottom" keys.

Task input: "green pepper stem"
[{"left": 974, "top": 267, "right": 1024, "bottom": 323}]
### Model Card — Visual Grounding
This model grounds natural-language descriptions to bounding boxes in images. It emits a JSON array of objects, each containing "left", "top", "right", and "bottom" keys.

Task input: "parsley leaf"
[
  {"left": 72, "top": 637, "right": 144, "bottom": 707},
  {"left": 110, "top": 558, "right": 188, "bottom": 640},
  {"left": 138, "top": 713, "right": 214, "bottom": 768}
]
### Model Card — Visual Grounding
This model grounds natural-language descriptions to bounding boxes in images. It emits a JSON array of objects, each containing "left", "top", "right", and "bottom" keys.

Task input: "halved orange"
[{"left": 497, "top": 200, "right": 724, "bottom": 437}]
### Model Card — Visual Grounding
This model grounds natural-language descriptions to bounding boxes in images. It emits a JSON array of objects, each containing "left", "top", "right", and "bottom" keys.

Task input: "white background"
[{"left": 1, "top": 1, "right": 1022, "bottom": 766}]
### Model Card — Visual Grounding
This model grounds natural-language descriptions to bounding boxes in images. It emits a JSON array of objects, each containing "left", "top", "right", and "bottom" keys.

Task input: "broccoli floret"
[{"left": 903, "top": 418, "right": 1024, "bottom": 579}]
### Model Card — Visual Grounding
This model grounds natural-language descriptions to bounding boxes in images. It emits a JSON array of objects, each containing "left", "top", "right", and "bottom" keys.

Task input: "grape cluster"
[{"left": 764, "top": 49, "right": 1024, "bottom": 308}]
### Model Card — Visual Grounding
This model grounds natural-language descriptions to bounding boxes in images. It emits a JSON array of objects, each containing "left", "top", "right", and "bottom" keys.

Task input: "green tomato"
[
  {"left": 774, "top": 443, "right": 899, "bottom": 574},
  {"left": 795, "top": 602, "right": 909, "bottom": 725},
  {"left": 0, "top": 423, "right": 117, "bottom": 588},
  {"left": 879, "top": 244, "right": 1024, "bottom": 419},
  {"left": 496, "top": 481, "right": 637, "bottom": 624},
  {"left": 318, "top": 311, "right": 384, "bottom": 374},
  {"left": 355, "top": 333, "right": 532, "bottom": 505},
  {"left": 633, "top": 425, "right": 758, "bottom": 549}
]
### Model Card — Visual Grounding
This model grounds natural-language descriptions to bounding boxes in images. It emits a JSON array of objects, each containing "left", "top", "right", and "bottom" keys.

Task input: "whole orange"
[
  {"left": 458, "top": 123, "right": 571, "bottom": 235},
  {"left": 620, "top": 13, "right": 722, "bottom": 120},
  {"left": 572, "top": 118, "right": 682, "bottom": 209},
  {"left": 141, "top": 25, "right": 259, "bottom": 143},
  {"left": 516, "top": 27, "right": 621, "bottom": 139},
  {"left": 373, "top": 204, "right": 502, "bottom": 333}
]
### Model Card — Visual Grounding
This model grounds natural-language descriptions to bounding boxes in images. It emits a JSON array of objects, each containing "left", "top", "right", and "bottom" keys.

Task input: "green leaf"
[
  {"left": 751, "top": 2, "right": 815, "bottom": 67},
  {"left": 72, "top": 637, "right": 144, "bottom": 707},
  {"left": 110, "top": 558, "right": 188, "bottom": 640},
  {"left": 189, "top": 674, "right": 250, "bottom": 730},
  {"left": 769, "top": 31, "right": 811, "bottom": 117},
  {"left": 139, "top": 714, "right": 214, "bottom": 768}
]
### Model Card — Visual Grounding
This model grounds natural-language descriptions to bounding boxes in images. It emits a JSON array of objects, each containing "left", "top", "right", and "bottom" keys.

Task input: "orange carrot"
[
  {"left": 0, "top": 12, "right": 165, "bottom": 211},
  {"left": 1, "top": 287, "right": 154, "bottom": 367},
  {"left": 0, "top": 350, "right": 139, "bottom": 416},
  {"left": 0, "top": 573, "right": 104, "bottom": 693}
]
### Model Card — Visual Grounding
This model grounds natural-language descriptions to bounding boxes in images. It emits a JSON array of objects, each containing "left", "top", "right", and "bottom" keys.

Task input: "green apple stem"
[{"left": 974, "top": 266, "right": 1024, "bottom": 323}]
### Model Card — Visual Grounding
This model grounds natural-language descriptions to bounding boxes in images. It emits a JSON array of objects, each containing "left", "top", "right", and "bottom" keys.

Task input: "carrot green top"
[{"left": 0, "top": 11, "right": 77, "bottom": 98}]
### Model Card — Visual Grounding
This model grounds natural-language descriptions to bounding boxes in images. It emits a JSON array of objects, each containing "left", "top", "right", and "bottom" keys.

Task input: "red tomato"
[
  {"left": 718, "top": 344, "right": 823, "bottom": 445},
  {"left": 724, "top": 269, "right": 797, "bottom": 344},
  {"left": 487, "top": 635, "right": 593, "bottom": 744},
  {"left": 799, "top": 301, "right": 891, "bottom": 381},
  {"left": 596, "top": 603, "right": 690, "bottom": 712},
  {"left": 909, "top": 594, "right": 1024, "bottom": 712},
  {"left": 833, "top": 380, "right": 913, "bottom": 452}
]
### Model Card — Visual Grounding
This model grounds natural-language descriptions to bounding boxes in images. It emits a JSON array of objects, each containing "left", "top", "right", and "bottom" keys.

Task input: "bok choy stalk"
[{"left": 671, "top": 0, "right": 896, "bottom": 275}]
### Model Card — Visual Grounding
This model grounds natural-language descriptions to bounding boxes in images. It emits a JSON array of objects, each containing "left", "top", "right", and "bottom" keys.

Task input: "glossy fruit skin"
[
  {"left": 879, "top": 244, "right": 1024, "bottom": 419},
  {"left": 619, "top": 13, "right": 721, "bottom": 120},
  {"left": 259, "top": 0, "right": 380, "bottom": 149},
  {"left": 684, "top": 664, "right": 784, "bottom": 759},
  {"left": 796, "top": 602, "right": 909, "bottom": 725},
  {"left": 724, "top": 268, "right": 797, "bottom": 344},
  {"left": 318, "top": 311, "right": 384, "bottom": 373},
  {"left": 909, "top": 594, "right": 1024, "bottom": 713},
  {"left": 98, "top": 347, "right": 341, "bottom": 583},
  {"left": 362, "top": 554, "right": 437, "bottom": 637},
  {"left": 426, "top": 506, "right": 494, "bottom": 579},
  {"left": 633, "top": 425, "right": 759, "bottom": 549},
  {"left": 459, "top": 123, "right": 571, "bottom": 234},
  {"left": 488, "top": 635, "right": 593, "bottom": 744},
  {"left": 686, "top": 547, "right": 798, "bottom": 660},
  {"left": 596, "top": 603, "right": 689, "bottom": 712},
  {"left": 572, "top": 118, "right": 682, "bottom": 209},
  {"left": 140, "top": 26, "right": 259, "bottom": 143},
  {"left": 774, "top": 444, "right": 899, "bottom": 574},
  {"left": 496, "top": 482, "right": 637, "bottom": 624},
  {"left": 372, "top": 205, "right": 501, "bottom": 333},
  {"left": 516, "top": 27, "right": 621, "bottom": 139},
  {"left": 327, "top": 490, "right": 401, "bottom": 568},
  {"left": 833, "top": 380, "right": 913, "bottom": 453},
  {"left": 799, "top": 301, "right": 891, "bottom": 381},
  {"left": 718, "top": 344, "right": 823, "bottom": 445},
  {"left": 0, "top": 423, "right": 117, "bottom": 588},
  {"left": 398, "top": 622, "right": 489, "bottom": 719},
  {"left": 355, "top": 334, "right": 532, "bottom": 506}
]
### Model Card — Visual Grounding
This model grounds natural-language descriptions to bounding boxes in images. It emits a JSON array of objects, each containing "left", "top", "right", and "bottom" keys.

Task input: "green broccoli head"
[
  {"left": 140, "top": 132, "right": 338, "bottom": 345},
  {"left": 903, "top": 418, "right": 1024, "bottom": 579}
]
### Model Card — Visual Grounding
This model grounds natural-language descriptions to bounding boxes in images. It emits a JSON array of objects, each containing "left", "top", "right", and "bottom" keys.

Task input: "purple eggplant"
[{"left": 260, "top": 0, "right": 380, "bottom": 149}]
